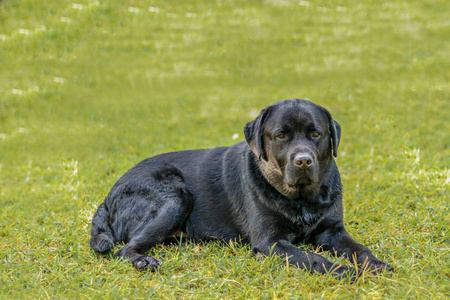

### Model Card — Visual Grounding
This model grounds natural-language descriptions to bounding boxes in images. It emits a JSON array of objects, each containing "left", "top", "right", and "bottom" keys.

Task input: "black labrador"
[{"left": 90, "top": 98, "right": 392, "bottom": 278}]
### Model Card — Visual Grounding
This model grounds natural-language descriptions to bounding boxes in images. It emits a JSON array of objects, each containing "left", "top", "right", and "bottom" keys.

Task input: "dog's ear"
[
  {"left": 244, "top": 107, "right": 272, "bottom": 161},
  {"left": 330, "top": 119, "right": 341, "bottom": 158}
]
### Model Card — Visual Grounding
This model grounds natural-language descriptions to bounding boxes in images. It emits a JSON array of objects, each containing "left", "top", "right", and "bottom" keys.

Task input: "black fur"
[{"left": 90, "top": 98, "right": 393, "bottom": 278}]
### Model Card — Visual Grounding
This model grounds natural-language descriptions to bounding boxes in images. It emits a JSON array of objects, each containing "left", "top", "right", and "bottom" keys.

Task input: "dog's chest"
[
  {"left": 283, "top": 192, "right": 333, "bottom": 227},
  {"left": 294, "top": 205, "right": 323, "bottom": 226}
]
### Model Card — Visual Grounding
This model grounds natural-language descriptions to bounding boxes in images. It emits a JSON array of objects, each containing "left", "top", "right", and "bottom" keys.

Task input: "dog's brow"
[{"left": 294, "top": 116, "right": 317, "bottom": 131}]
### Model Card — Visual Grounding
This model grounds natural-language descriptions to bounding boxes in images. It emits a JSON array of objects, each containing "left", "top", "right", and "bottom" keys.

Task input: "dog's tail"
[{"left": 89, "top": 202, "right": 115, "bottom": 253}]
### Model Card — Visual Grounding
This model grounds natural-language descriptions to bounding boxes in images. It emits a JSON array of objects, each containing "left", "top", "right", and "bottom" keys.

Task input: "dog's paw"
[
  {"left": 132, "top": 256, "right": 161, "bottom": 271},
  {"left": 329, "top": 264, "right": 357, "bottom": 281},
  {"left": 360, "top": 258, "right": 395, "bottom": 275}
]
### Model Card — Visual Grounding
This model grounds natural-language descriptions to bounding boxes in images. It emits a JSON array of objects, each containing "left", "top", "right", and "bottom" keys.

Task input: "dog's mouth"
[
  {"left": 283, "top": 167, "right": 319, "bottom": 187},
  {"left": 284, "top": 177, "right": 318, "bottom": 187},
  {"left": 260, "top": 159, "right": 319, "bottom": 197}
]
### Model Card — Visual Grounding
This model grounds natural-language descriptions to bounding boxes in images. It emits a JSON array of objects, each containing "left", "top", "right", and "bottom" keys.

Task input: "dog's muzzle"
[{"left": 284, "top": 151, "right": 318, "bottom": 186}]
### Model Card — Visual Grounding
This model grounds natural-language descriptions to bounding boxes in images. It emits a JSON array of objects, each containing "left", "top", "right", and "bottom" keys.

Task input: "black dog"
[{"left": 90, "top": 98, "right": 392, "bottom": 278}]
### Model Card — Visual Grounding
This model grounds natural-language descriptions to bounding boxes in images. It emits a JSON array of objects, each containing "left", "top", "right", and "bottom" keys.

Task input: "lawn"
[{"left": 0, "top": 0, "right": 449, "bottom": 298}]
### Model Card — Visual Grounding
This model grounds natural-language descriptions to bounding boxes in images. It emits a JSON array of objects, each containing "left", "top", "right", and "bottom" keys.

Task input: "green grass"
[{"left": 1, "top": 0, "right": 449, "bottom": 298}]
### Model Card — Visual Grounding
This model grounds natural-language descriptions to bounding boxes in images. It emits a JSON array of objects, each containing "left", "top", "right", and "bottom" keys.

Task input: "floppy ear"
[
  {"left": 330, "top": 119, "right": 341, "bottom": 158},
  {"left": 244, "top": 107, "right": 272, "bottom": 161}
]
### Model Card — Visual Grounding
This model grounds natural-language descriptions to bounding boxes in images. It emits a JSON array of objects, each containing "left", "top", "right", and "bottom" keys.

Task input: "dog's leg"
[
  {"left": 112, "top": 167, "right": 194, "bottom": 271},
  {"left": 252, "top": 239, "right": 356, "bottom": 279},
  {"left": 114, "top": 197, "right": 192, "bottom": 271},
  {"left": 312, "top": 225, "right": 394, "bottom": 274}
]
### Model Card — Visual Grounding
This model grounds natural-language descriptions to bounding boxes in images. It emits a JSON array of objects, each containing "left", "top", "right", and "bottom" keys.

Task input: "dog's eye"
[
  {"left": 276, "top": 133, "right": 287, "bottom": 140},
  {"left": 312, "top": 132, "right": 321, "bottom": 138}
]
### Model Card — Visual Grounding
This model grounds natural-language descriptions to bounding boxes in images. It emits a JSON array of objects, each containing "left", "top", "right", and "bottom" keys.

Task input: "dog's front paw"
[
  {"left": 132, "top": 256, "right": 161, "bottom": 271},
  {"left": 329, "top": 264, "right": 358, "bottom": 281},
  {"left": 362, "top": 258, "right": 395, "bottom": 275}
]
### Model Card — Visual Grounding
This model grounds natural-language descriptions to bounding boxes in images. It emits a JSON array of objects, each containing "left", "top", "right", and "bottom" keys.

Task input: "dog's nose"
[{"left": 294, "top": 154, "right": 313, "bottom": 169}]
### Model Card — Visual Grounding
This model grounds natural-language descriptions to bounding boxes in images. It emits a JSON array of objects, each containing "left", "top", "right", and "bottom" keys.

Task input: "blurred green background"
[{"left": 1, "top": 0, "right": 448, "bottom": 298}]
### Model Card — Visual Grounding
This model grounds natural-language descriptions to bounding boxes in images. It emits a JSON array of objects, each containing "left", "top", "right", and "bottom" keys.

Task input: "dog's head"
[{"left": 244, "top": 99, "right": 341, "bottom": 198}]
